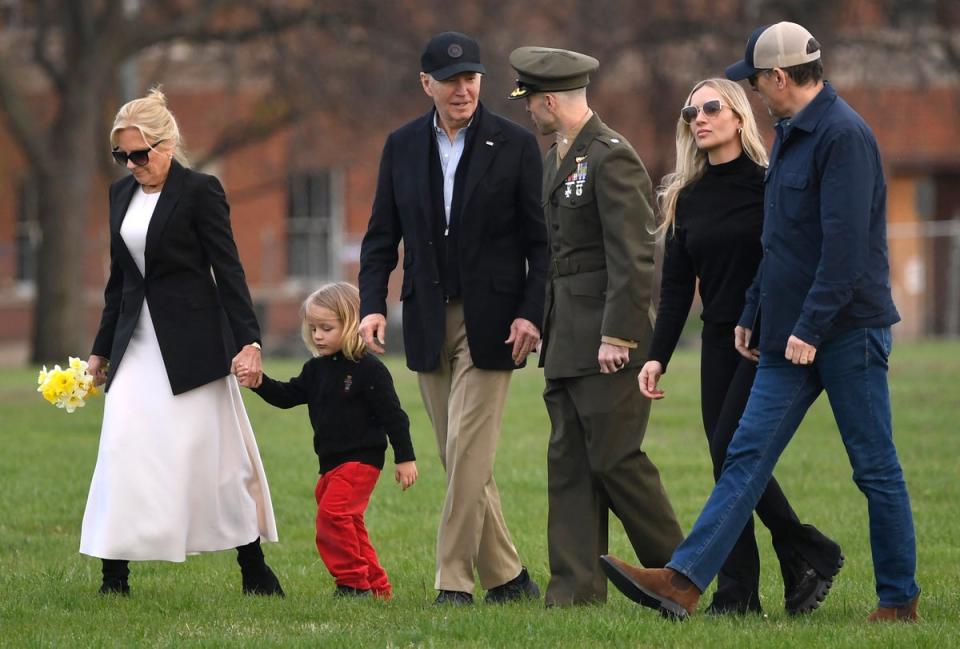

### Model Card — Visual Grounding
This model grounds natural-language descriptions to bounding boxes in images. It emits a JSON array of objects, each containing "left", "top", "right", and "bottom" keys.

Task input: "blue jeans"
[{"left": 667, "top": 327, "right": 919, "bottom": 607}]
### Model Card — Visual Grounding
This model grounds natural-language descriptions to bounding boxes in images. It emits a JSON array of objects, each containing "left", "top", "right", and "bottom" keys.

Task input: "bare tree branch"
[
  {"left": 113, "top": 1, "right": 324, "bottom": 61},
  {"left": 193, "top": 97, "right": 303, "bottom": 169},
  {"left": 31, "top": 0, "right": 66, "bottom": 92}
]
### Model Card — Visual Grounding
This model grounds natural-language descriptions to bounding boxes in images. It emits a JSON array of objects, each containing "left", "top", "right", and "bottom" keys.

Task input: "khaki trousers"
[
  {"left": 543, "top": 370, "right": 684, "bottom": 606},
  {"left": 418, "top": 302, "right": 522, "bottom": 593}
]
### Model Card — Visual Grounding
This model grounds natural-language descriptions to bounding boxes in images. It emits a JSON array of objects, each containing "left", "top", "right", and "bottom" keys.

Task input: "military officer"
[{"left": 508, "top": 47, "right": 684, "bottom": 606}]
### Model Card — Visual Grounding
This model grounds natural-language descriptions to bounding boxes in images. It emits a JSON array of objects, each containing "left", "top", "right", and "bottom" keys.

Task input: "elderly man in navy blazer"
[{"left": 358, "top": 31, "right": 547, "bottom": 605}]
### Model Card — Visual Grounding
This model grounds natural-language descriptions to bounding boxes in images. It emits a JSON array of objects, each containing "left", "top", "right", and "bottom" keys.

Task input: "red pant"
[{"left": 314, "top": 461, "right": 391, "bottom": 598}]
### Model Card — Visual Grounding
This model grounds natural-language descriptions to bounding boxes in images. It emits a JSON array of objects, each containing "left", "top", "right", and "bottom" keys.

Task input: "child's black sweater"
[{"left": 253, "top": 353, "right": 415, "bottom": 474}]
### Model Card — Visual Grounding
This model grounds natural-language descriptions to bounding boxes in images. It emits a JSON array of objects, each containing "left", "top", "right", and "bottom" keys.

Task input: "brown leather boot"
[
  {"left": 867, "top": 594, "right": 920, "bottom": 622},
  {"left": 600, "top": 555, "right": 700, "bottom": 619}
]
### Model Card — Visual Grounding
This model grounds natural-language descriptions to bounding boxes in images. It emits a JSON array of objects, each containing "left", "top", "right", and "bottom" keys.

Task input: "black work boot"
[
  {"left": 783, "top": 554, "right": 844, "bottom": 615},
  {"left": 236, "top": 538, "right": 285, "bottom": 597},
  {"left": 99, "top": 559, "right": 130, "bottom": 596}
]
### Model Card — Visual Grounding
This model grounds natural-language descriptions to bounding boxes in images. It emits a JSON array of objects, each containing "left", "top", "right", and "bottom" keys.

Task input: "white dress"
[{"left": 79, "top": 186, "right": 278, "bottom": 562}]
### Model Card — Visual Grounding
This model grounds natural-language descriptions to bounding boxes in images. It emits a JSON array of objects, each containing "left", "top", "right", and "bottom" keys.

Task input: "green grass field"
[{"left": 1, "top": 340, "right": 958, "bottom": 648}]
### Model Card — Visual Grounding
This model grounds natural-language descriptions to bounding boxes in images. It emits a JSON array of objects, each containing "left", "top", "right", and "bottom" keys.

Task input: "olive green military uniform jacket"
[{"left": 539, "top": 114, "right": 656, "bottom": 380}]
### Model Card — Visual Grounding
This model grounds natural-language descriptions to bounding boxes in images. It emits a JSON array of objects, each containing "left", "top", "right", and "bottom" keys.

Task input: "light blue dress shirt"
[{"left": 433, "top": 112, "right": 473, "bottom": 227}]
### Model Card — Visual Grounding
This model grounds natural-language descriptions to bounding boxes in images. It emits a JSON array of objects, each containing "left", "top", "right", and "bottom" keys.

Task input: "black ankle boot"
[
  {"left": 99, "top": 559, "right": 130, "bottom": 595},
  {"left": 236, "top": 538, "right": 284, "bottom": 597}
]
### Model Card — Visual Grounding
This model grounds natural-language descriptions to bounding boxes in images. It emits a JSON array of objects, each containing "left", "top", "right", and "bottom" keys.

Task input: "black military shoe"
[
  {"left": 484, "top": 567, "right": 541, "bottom": 603},
  {"left": 784, "top": 554, "right": 844, "bottom": 615},
  {"left": 434, "top": 590, "right": 474, "bottom": 605}
]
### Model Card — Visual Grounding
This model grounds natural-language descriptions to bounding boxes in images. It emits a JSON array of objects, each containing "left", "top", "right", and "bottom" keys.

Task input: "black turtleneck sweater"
[
  {"left": 647, "top": 153, "right": 765, "bottom": 371},
  {"left": 252, "top": 353, "right": 416, "bottom": 474}
]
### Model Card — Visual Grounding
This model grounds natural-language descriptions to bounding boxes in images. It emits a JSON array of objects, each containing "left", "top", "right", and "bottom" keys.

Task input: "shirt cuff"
[{"left": 601, "top": 335, "right": 638, "bottom": 349}]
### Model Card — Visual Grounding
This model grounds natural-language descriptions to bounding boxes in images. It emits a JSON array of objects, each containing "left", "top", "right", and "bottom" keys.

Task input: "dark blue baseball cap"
[{"left": 421, "top": 32, "right": 485, "bottom": 81}]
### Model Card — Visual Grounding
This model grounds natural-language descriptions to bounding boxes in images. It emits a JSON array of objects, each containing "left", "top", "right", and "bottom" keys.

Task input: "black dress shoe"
[
  {"left": 334, "top": 585, "right": 372, "bottom": 598},
  {"left": 484, "top": 567, "right": 541, "bottom": 603},
  {"left": 434, "top": 590, "right": 473, "bottom": 605},
  {"left": 784, "top": 553, "right": 844, "bottom": 615}
]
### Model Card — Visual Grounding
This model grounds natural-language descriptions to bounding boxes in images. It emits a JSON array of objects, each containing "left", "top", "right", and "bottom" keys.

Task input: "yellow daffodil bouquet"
[{"left": 37, "top": 357, "right": 101, "bottom": 413}]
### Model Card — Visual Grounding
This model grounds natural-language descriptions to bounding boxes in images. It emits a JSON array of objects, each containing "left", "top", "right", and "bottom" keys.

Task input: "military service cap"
[{"left": 507, "top": 46, "right": 599, "bottom": 99}]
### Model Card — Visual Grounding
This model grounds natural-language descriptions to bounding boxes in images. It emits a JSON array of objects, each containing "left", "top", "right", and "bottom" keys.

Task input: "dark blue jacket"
[{"left": 739, "top": 83, "right": 900, "bottom": 352}]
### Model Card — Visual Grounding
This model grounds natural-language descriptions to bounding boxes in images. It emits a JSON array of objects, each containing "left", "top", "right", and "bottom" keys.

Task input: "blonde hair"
[
  {"left": 300, "top": 282, "right": 366, "bottom": 360},
  {"left": 109, "top": 86, "right": 189, "bottom": 165},
  {"left": 656, "top": 78, "right": 768, "bottom": 237}
]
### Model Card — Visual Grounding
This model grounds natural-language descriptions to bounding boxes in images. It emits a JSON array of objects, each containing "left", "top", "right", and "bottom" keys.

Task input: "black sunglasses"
[
  {"left": 680, "top": 99, "right": 724, "bottom": 124},
  {"left": 111, "top": 141, "right": 163, "bottom": 167}
]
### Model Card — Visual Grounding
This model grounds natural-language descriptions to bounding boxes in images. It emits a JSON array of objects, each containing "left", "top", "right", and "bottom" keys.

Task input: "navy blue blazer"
[
  {"left": 91, "top": 160, "right": 260, "bottom": 394},
  {"left": 358, "top": 103, "right": 547, "bottom": 372}
]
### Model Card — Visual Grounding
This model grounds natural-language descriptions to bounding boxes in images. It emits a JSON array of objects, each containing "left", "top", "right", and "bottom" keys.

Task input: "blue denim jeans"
[{"left": 667, "top": 327, "right": 919, "bottom": 607}]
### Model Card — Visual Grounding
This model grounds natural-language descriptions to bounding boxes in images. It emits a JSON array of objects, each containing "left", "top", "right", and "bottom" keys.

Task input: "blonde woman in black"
[{"left": 633, "top": 79, "right": 843, "bottom": 615}]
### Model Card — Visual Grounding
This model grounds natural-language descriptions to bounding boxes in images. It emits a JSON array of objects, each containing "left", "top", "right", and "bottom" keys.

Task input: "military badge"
[{"left": 565, "top": 157, "right": 589, "bottom": 198}]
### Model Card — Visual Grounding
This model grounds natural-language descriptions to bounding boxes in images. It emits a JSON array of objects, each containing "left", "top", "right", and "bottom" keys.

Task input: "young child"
[{"left": 240, "top": 282, "right": 417, "bottom": 600}]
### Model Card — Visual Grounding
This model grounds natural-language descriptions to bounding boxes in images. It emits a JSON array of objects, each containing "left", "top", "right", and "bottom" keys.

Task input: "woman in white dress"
[{"left": 83, "top": 88, "right": 282, "bottom": 597}]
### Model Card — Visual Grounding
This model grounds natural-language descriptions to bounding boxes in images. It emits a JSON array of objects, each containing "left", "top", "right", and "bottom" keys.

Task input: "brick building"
[{"left": 2, "top": 9, "right": 959, "bottom": 361}]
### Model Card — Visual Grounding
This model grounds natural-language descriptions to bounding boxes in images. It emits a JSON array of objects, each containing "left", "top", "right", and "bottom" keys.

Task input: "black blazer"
[
  {"left": 359, "top": 103, "right": 547, "bottom": 372},
  {"left": 91, "top": 160, "right": 260, "bottom": 395}
]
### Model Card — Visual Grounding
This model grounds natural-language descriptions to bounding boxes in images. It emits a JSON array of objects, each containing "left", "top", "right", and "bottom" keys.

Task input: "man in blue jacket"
[{"left": 600, "top": 22, "right": 921, "bottom": 622}]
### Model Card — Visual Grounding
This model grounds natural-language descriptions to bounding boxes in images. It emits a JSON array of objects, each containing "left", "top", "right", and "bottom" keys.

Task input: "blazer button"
[
  {"left": 432, "top": 280, "right": 440, "bottom": 285},
  {"left": 552, "top": 223, "right": 559, "bottom": 230}
]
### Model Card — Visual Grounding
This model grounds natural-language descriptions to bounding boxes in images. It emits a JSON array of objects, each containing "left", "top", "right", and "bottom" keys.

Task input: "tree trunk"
[{"left": 29, "top": 81, "right": 103, "bottom": 364}]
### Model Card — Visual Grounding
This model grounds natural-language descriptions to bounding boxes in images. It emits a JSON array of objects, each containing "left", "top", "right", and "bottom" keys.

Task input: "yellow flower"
[
  {"left": 53, "top": 369, "right": 76, "bottom": 394},
  {"left": 64, "top": 394, "right": 85, "bottom": 413},
  {"left": 41, "top": 384, "right": 59, "bottom": 404},
  {"left": 36, "top": 357, "right": 102, "bottom": 413}
]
